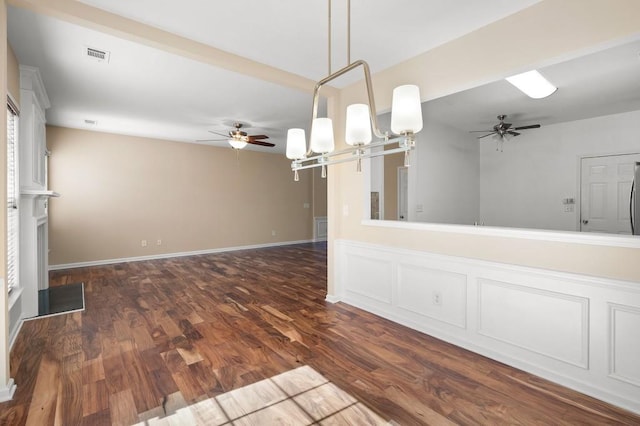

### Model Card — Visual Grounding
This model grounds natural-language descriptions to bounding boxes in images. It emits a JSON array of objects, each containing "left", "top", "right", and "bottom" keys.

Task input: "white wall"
[
  {"left": 377, "top": 109, "right": 480, "bottom": 224},
  {"left": 480, "top": 109, "right": 640, "bottom": 230},
  {"left": 413, "top": 118, "right": 480, "bottom": 224}
]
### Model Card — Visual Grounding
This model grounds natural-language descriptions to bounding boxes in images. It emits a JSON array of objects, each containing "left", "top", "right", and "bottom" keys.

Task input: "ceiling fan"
[
  {"left": 197, "top": 122, "right": 275, "bottom": 149},
  {"left": 470, "top": 114, "right": 541, "bottom": 140}
]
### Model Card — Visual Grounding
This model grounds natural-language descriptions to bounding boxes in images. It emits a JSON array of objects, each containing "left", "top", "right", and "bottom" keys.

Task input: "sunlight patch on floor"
[{"left": 134, "top": 365, "right": 392, "bottom": 425}]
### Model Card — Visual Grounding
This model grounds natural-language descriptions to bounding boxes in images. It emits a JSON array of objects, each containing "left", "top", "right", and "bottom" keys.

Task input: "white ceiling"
[
  {"left": 426, "top": 37, "right": 640, "bottom": 135},
  {"left": 7, "top": 0, "right": 541, "bottom": 153}
]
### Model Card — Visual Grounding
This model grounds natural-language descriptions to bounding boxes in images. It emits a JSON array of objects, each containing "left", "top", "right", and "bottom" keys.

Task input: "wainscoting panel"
[
  {"left": 344, "top": 253, "right": 393, "bottom": 304},
  {"left": 477, "top": 279, "right": 589, "bottom": 368},
  {"left": 332, "top": 239, "right": 640, "bottom": 415},
  {"left": 397, "top": 263, "right": 467, "bottom": 328},
  {"left": 609, "top": 303, "right": 640, "bottom": 387}
]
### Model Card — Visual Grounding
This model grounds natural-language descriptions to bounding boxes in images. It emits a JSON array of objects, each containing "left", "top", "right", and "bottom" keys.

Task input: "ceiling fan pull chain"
[{"left": 294, "top": 169, "right": 300, "bottom": 182}]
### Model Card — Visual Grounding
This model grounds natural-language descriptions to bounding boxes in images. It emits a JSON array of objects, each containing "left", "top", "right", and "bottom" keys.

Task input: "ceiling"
[
  {"left": 7, "top": 0, "right": 541, "bottom": 153},
  {"left": 426, "top": 37, "right": 640, "bottom": 136}
]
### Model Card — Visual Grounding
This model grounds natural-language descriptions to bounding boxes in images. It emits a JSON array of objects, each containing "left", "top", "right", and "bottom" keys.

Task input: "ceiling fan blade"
[
  {"left": 247, "top": 134, "right": 269, "bottom": 140},
  {"left": 513, "top": 124, "right": 541, "bottom": 130},
  {"left": 507, "top": 131, "right": 521, "bottom": 136},
  {"left": 208, "top": 130, "right": 230, "bottom": 138},
  {"left": 247, "top": 140, "right": 276, "bottom": 147},
  {"left": 196, "top": 138, "right": 227, "bottom": 142},
  {"left": 469, "top": 130, "right": 494, "bottom": 133},
  {"left": 477, "top": 133, "right": 496, "bottom": 139},
  {"left": 501, "top": 122, "right": 512, "bottom": 130}
]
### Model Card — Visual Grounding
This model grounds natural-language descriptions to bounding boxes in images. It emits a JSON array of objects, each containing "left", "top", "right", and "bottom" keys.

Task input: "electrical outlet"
[
  {"left": 156, "top": 239, "right": 162, "bottom": 246},
  {"left": 271, "top": 230, "right": 276, "bottom": 236},
  {"left": 432, "top": 291, "right": 442, "bottom": 306},
  {"left": 141, "top": 239, "right": 147, "bottom": 247}
]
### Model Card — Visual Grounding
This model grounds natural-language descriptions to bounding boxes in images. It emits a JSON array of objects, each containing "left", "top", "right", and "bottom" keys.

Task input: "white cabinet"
[{"left": 19, "top": 65, "right": 56, "bottom": 318}]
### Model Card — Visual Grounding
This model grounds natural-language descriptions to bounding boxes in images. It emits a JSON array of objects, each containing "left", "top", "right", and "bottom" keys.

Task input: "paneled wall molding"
[
  {"left": 313, "top": 216, "right": 328, "bottom": 241},
  {"left": 330, "top": 239, "right": 640, "bottom": 415}
]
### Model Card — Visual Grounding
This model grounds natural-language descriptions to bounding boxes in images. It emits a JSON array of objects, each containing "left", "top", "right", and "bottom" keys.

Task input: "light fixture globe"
[
  {"left": 286, "top": 128, "right": 307, "bottom": 159},
  {"left": 228, "top": 139, "right": 247, "bottom": 150},
  {"left": 310, "top": 117, "right": 335, "bottom": 154},
  {"left": 345, "top": 103, "right": 372, "bottom": 146},
  {"left": 391, "top": 84, "right": 423, "bottom": 135}
]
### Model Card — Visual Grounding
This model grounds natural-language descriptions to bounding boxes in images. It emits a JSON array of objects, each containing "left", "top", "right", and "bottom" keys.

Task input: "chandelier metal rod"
[
  {"left": 328, "top": 0, "right": 331, "bottom": 75},
  {"left": 347, "top": 0, "right": 351, "bottom": 65},
  {"left": 293, "top": 144, "right": 412, "bottom": 171},
  {"left": 308, "top": 59, "right": 386, "bottom": 158}
]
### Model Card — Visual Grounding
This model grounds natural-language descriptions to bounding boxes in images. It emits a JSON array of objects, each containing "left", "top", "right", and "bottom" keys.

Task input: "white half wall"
[{"left": 332, "top": 239, "right": 640, "bottom": 415}]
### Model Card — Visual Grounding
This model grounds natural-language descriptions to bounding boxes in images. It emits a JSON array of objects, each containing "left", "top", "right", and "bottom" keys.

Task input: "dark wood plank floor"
[{"left": 1, "top": 242, "right": 639, "bottom": 425}]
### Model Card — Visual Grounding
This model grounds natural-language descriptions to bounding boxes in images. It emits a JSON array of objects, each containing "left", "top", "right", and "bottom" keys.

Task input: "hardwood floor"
[{"left": 1, "top": 242, "right": 639, "bottom": 425}]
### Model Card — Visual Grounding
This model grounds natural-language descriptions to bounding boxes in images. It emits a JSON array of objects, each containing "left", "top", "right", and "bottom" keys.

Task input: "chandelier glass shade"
[{"left": 345, "top": 103, "right": 372, "bottom": 146}]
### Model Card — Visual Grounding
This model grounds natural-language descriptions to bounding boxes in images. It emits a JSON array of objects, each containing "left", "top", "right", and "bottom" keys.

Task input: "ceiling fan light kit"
[
  {"left": 470, "top": 114, "right": 541, "bottom": 151},
  {"left": 506, "top": 70, "right": 557, "bottom": 99},
  {"left": 286, "top": 0, "right": 423, "bottom": 181},
  {"left": 198, "top": 122, "right": 276, "bottom": 150},
  {"left": 228, "top": 139, "right": 248, "bottom": 150}
]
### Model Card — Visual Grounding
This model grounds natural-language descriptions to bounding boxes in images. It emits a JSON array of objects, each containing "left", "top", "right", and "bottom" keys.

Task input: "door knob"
[{"left": 582, "top": 219, "right": 589, "bottom": 224}]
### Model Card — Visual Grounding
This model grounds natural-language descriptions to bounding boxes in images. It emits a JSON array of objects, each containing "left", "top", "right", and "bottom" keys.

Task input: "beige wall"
[
  {"left": 329, "top": 0, "right": 640, "bottom": 292},
  {"left": 383, "top": 151, "right": 402, "bottom": 220},
  {"left": 48, "top": 126, "right": 316, "bottom": 265},
  {"left": 312, "top": 167, "right": 327, "bottom": 218},
  {"left": 6, "top": 41, "right": 18, "bottom": 106}
]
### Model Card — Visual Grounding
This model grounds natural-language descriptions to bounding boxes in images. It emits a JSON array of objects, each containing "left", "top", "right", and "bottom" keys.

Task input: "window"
[{"left": 7, "top": 100, "right": 19, "bottom": 293}]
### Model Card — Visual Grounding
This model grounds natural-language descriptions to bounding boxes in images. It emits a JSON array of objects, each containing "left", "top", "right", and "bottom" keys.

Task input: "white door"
[
  {"left": 580, "top": 153, "right": 640, "bottom": 234},
  {"left": 398, "top": 167, "right": 408, "bottom": 221}
]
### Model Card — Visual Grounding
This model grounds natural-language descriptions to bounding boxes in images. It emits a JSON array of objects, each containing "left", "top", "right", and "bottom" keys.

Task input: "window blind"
[{"left": 7, "top": 102, "right": 19, "bottom": 293}]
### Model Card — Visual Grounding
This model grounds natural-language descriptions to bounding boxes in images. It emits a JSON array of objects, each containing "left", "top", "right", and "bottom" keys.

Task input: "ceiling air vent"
[
  {"left": 85, "top": 46, "right": 110, "bottom": 63},
  {"left": 84, "top": 119, "right": 97, "bottom": 126}
]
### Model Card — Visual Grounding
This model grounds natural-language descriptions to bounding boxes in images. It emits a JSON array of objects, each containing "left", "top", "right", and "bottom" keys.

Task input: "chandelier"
[{"left": 285, "top": 0, "right": 423, "bottom": 181}]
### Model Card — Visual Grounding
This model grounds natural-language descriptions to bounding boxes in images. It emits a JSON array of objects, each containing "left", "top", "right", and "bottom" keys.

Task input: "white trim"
[
  {"left": 49, "top": 240, "right": 315, "bottom": 270},
  {"left": 8, "top": 286, "right": 22, "bottom": 310},
  {"left": 362, "top": 219, "right": 640, "bottom": 249},
  {"left": 325, "top": 295, "right": 341, "bottom": 304},
  {"left": 9, "top": 319, "right": 24, "bottom": 351},
  {"left": 19, "top": 65, "right": 50, "bottom": 109},
  {"left": 0, "top": 379, "right": 16, "bottom": 403}
]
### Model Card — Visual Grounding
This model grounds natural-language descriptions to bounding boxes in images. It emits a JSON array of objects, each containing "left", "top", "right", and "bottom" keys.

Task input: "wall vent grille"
[{"left": 86, "top": 47, "right": 110, "bottom": 63}]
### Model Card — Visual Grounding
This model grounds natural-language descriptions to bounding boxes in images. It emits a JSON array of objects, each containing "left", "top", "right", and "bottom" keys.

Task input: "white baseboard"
[
  {"left": 9, "top": 318, "right": 24, "bottom": 351},
  {"left": 49, "top": 240, "right": 316, "bottom": 271},
  {"left": 325, "top": 294, "right": 341, "bottom": 304},
  {"left": 0, "top": 379, "right": 16, "bottom": 403}
]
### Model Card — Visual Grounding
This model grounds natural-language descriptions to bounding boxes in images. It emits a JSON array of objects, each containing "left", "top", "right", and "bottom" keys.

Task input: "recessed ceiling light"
[{"left": 506, "top": 70, "right": 557, "bottom": 99}]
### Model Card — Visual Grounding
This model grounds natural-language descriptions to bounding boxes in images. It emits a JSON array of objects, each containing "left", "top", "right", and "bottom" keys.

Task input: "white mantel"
[{"left": 18, "top": 65, "right": 55, "bottom": 320}]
